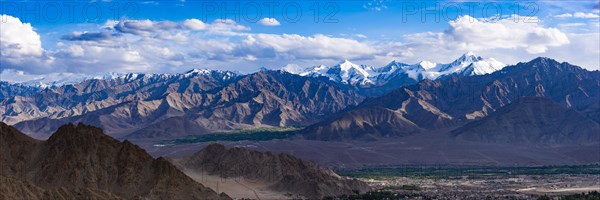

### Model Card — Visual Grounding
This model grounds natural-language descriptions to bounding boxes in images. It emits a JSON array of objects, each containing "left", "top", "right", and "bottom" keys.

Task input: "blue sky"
[{"left": 1, "top": 0, "right": 599, "bottom": 82}]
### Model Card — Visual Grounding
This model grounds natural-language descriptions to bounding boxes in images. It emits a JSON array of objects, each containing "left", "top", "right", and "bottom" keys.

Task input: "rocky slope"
[
  {"left": 451, "top": 97, "right": 600, "bottom": 144},
  {"left": 0, "top": 81, "right": 41, "bottom": 99},
  {"left": 0, "top": 122, "right": 230, "bottom": 199},
  {"left": 0, "top": 176, "right": 123, "bottom": 200},
  {"left": 2, "top": 70, "right": 363, "bottom": 138},
  {"left": 302, "top": 57, "right": 600, "bottom": 141},
  {"left": 302, "top": 107, "right": 423, "bottom": 141},
  {"left": 174, "top": 143, "right": 370, "bottom": 199}
]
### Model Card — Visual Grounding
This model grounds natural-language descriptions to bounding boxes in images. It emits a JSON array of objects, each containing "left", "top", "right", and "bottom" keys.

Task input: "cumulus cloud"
[
  {"left": 0, "top": 15, "right": 43, "bottom": 57},
  {"left": 208, "top": 19, "right": 251, "bottom": 32},
  {"left": 0, "top": 14, "right": 56, "bottom": 74},
  {"left": 441, "top": 15, "right": 570, "bottom": 53},
  {"left": 238, "top": 34, "right": 377, "bottom": 60},
  {"left": 376, "top": 15, "right": 596, "bottom": 70},
  {"left": 258, "top": 18, "right": 281, "bottom": 26},
  {"left": 183, "top": 19, "right": 206, "bottom": 30}
]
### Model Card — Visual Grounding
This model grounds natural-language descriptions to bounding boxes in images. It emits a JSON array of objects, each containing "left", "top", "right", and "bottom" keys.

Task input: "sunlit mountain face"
[{"left": 1, "top": 1, "right": 599, "bottom": 199}]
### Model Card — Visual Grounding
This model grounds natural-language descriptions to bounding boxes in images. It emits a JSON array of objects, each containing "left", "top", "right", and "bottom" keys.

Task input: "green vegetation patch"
[
  {"left": 159, "top": 127, "right": 301, "bottom": 145},
  {"left": 324, "top": 190, "right": 427, "bottom": 200},
  {"left": 337, "top": 165, "right": 600, "bottom": 179},
  {"left": 538, "top": 191, "right": 600, "bottom": 200}
]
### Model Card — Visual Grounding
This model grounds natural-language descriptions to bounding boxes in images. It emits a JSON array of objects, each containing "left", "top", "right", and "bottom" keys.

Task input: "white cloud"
[
  {"left": 113, "top": 19, "right": 178, "bottom": 36},
  {"left": 378, "top": 15, "right": 597, "bottom": 70},
  {"left": 0, "top": 15, "right": 57, "bottom": 74},
  {"left": 0, "top": 15, "right": 43, "bottom": 57},
  {"left": 183, "top": 19, "right": 206, "bottom": 30},
  {"left": 1, "top": 14, "right": 597, "bottom": 79},
  {"left": 556, "top": 12, "right": 600, "bottom": 18},
  {"left": 258, "top": 18, "right": 281, "bottom": 26},
  {"left": 363, "top": 0, "right": 388, "bottom": 11},
  {"left": 558, "top": 23, "right": 586, "bottom": 27},
  {"left": 355, "top": 34, "right": 368, "bottom": 38},
  {"left": 442, "top": 15, "right": 570, "bottom": 53},
  {"left": 67, "top": 45, "right": 85, "bottom": 57},
  {"left": 239, "top": 34, "right": 377, "bottom": 60},
  {"left": 209, "top": 19, "right": 251, "bottom": 32},
  {"left": 0, "top": 69, "right": 91, "bottom": 85},
  {"left": 106, "top": 18, "right": 249, "bottom": 37}
]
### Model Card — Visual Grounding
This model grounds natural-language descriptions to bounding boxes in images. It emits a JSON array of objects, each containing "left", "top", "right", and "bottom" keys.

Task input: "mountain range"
[
  {"left": 6, "top": 52, "right": 501, "bottom": 89},
  {"left": 1, "top": 70, "right": 363, "bottom": 138},
  {"left": 1, "top": 55, "right": 599, "bottom": 145},
  {"left": 302, "top": 57, "right": 600, "bottom": 142}
]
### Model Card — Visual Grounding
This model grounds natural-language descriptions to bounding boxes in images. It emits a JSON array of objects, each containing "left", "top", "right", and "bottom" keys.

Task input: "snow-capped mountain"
[
  {"left": 283, "top": 60, "right": 374, "bottom": 85},
  {"left": 17, "top": 74, "right": 99, "bottom": 88},
  {"left": 11, "top": 69, "right": 240, "bottom": 88},
  {"left": 282, "top": 52, "right": 506, "bottom": 86}
]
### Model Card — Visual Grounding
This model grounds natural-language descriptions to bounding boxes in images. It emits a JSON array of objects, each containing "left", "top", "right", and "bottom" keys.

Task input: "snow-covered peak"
[
  {"left": 454, "top": 52, "right": 483, "bottom": 64},
  {"left": 185, "top": 69, "right": 211, "bottom": 74},
  {"left": 418, "top": 61, "right": 438, "bottom": 70},
  {"left": 282, "top": 52, "right": 505, "bottom": 86},
  {"left": 183, "top": 69, "right": 212, "bottom": 77},
  {"left": 463, "top": 57, "right": 506, "bottom": 76},
  {"left": 375, "top": 60, "right": 406, "bottom": 73},
  {"left": 11, "top": 69, "right": 240, "bottom": 88},
  {"left": 281, "top": 64, "right": 305, "bottom": 74},
  {"left": 337, "top": 59, "right": 361, "bottom": 71},
  {"left": 437, "top": 52, "right": 505, "bottom": 76},
  {"left": 100, "top": 72, "right": 126, "bottom": 80},
  {"left": 464, "top": 51, "right": 476, "bottom": 57},
  {"left": 281, "top": 60, "right": 376, "bottom": 85},
  {"left": 326, "top": 60, "right": 374, "bottom": 85}
]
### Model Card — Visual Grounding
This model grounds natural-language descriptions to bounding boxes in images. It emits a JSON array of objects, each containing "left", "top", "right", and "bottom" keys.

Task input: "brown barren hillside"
[
  {"left": 0, "top": 122, "right": 230, "bottom": 200},
  {"left": 175, "top": 143, "right": 370, "bottom": 199}
]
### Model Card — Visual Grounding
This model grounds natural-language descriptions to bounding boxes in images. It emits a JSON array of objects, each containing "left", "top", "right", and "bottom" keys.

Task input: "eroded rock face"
[
  {"left": 0, "top": 122, "right": 230, "bottom": 200},
  {"left": 176, "top": 143, "right": 370, "bottom": 199},
  {"left": 302, "top": 57, "right": 600, "bottom": 141}
]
